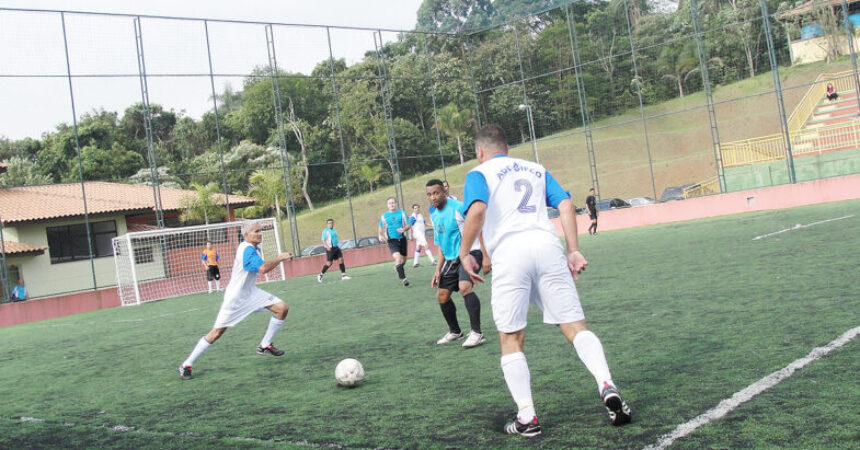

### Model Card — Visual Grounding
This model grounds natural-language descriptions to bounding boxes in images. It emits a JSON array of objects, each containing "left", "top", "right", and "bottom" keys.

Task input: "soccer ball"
[{"left": 335, "top": 358, "right": 365, "bottom": 387}]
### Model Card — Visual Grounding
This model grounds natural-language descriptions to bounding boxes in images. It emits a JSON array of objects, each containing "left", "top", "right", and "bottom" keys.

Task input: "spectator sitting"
[
  {"left": 826, "top": 83, "right": 839, "bottom": 101},
  {"left": 10, "top": 278, "right": 27, "bottom": 301}
]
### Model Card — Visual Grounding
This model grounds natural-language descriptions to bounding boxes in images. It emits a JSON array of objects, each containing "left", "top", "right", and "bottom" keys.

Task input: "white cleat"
[
  {"left": 462, "top": 331, "right": 486, "bottom": 348},
  {"left": 436, "top": 331, "right": 464, "bottom": 345},
  {"left": 317, "top": 273, "right": 323, "bottom": 283},
  {"left": 341, "top": 275, "right": 351, "bottom": 281}
]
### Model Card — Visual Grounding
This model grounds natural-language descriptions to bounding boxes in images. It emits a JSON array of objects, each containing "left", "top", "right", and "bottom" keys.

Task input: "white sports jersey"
[
  {"left": 410, "top": 212, "right": 426, "bottom": 235},
  {"left": 224, "top": 241, "right": 264, "bottom": 301},
  {"left": 468, "top": 156, "right": 557, "bottom": 255}
]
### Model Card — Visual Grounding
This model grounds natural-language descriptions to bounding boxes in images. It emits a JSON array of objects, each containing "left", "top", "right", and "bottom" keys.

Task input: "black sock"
[
  {"left": 321, "top": 264, "right": 330, "bottom": 274},
  {"left": 593, "top": 222, "right": 598, "bottom": 233},
  {"left": 439, "top": 301, "right": 461, "bottom": 334},
  {"left": 395, "top": 263, "right": 406, "bottom": 279},
  {"left": 339, "top": 263, "right": 346, "bottom": 274},
  {"left": 463, "top": 292, "right": 481, "bottom": 334}
]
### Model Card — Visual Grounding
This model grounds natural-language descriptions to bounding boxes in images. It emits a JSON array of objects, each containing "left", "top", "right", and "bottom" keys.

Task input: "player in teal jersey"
[
  {"left": 378, "top": 197, "right": 412, "bottom": 286},
  {"left": 318, "top": 219, "right": 350, "bottom": 283}
]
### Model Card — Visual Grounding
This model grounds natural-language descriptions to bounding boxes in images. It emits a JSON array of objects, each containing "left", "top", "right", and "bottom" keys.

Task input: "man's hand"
[
  {"left": 279, "top": 252, "right": 293, "bottom": 261},
  {"left": 378, "top": 234, "right": 387, "bottom": 243},
  {"left": 431, "top": 271, "right": 440, "bottom": 289},
  {"left": 460, "top": 253, "right": 485, "bottom": 284},
  {"left": 482, "top": 256, "right": 492, "bottom": 275},
  {"left": 567, "top": 250, "right": 587, "bottom": 280}
]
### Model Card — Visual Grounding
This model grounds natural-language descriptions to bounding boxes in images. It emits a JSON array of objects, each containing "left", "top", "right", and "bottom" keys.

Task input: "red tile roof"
[
  {"left": 2, "top": 240, "right": 47, "bottom": 255},
  {"left": 0, "top": 182, "right": 255, "bottom": 224}
]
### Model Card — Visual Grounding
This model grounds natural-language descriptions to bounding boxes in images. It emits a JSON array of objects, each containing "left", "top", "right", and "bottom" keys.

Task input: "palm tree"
[
  {"left": 179, "top": 182, "right": 226, "bottom": 225},
  {"left": 659, "top": 42, "right": 699, "bottom": 98},
  {"left": 353, "top": 162, "right": 385, "bottom": 193},
  {"left": 247, "top": 170, "right": 285, "bottom": 220},
  {"left": 435, "top": 103, "right": 473, "bottom": 165}
]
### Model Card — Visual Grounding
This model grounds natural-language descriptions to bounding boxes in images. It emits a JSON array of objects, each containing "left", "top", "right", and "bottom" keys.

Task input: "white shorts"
[
  {"left": 213, "top": 287, "right": 282, "bottom": 328},
  {"left": 414, "top": 233, "right": 428, "bottom": 247},
  {"left": 490, "top": 231, "right": 585, "bottom": 333}
]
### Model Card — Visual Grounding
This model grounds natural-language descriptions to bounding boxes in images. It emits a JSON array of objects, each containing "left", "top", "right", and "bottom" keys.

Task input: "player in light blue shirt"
[
  {"left": 427, "top": 179, "right": 487, "bottom": 348},
  {"left": 318, "top": 219, "right": 350, "bottom": 283},
  {"left": 377, "top": 197, "right": 412, "bottom": 286},
  {"left": 458, "top": 124, "right": 632, "bottom": 437}
]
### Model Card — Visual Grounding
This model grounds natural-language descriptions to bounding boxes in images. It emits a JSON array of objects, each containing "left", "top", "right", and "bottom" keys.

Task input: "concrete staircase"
[{"left": 793, "top": 89, "right": 860, "bottom": 155}]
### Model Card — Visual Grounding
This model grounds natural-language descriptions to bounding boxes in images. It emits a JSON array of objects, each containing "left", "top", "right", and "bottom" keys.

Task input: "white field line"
[
  {"left": 25, "top": 308, "right": 201, "bottom": 329},
  {"left": 643, "top": 325, "right": 860, "bottom": 450},
  {"left": 752, "top": 215, "right": 854, "bottom": 241},
  {"left": 8, "top": 416, "right": 384, "bottom": 449}
]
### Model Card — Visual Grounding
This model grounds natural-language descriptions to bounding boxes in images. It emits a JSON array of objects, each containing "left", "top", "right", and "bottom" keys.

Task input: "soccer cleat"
[
  {"left": 462, "top": 331, "right": 486, "bottom": 348},
  {"left": 317, "top": 273, "right": 323, "bottom": 283},
  {"left": 412, "top": 263, "right": 420, "bottom": 268},
  {"left": 601, "top": 382, "right": 632, "bottom": 426},
  {"left": 402, "top": 278, "right": 410, "bottom": 287},
  {"left": 256, "top": 344, "right": 285, "bottom": 356},
  {"left": 178, "top": 365, "right": 193, "bottom": 380},
  {"left": 504, "top": 416, "right": 541, "bottom": 437},
  {"left": 436, "top": 331, "right": 464, "bottom": 345},
  {"left": 341, "top": 275, "right": 351, "bottom": 281}
]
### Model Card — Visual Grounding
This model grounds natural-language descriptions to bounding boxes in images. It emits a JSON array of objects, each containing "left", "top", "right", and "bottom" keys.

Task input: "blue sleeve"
[
  {"left": 408, "top": 216, "right": 416, "bottom": 226},
  {"left": 545, "top": 171, "right": 571, "bottom": 208},
  {"left": 201, "top": 253, "right": 206, "bottom": 261},
  {"left": 379, "top": 216, "right": 385, "bottom": 228},
  {"left": 215, "top": 252, "right": 219, "bottom": 262},
  {"left": 321, "top": 229, "right": 326, "bottom": 242},
  {"left": 242, "top": 246, "right": 264, "bottom": 273},
  {"left": 463, "top": 171, "right": 489, "bottom": 213}
]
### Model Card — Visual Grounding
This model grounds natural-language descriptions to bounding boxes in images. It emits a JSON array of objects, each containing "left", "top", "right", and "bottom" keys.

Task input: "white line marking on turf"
[
  {"left": 111, "top": 308, "right": 200, "bottom": 323},
  {"left": 752, "top": 215, "right": 854, "bottom": 241},
  {"left": 643, "top": 325, "right": 860, "bottom": 450}
]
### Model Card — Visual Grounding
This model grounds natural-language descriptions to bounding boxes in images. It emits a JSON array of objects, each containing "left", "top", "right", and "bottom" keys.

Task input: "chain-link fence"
[{"left": 2, "top": 0, "right": 859, "bottom": 300}]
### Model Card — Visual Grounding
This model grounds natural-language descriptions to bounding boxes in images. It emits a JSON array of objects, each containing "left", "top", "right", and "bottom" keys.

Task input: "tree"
[
  {"left": 416, "top": 0, "right": 496, "bottom": 32},
  {"left": 68, "top": 143, "right": 145, "bottom": 181},
  {"left": 0, "top": 156, "right": 52, "bottom": 187},
  {"left": 246, "top": 169, "right": 286, "bottom": 220},
  {"left": 658, "top": 42, "right": 699, "bottom": 98},
  {"left": 282, "top": 98, "right": 315, "bottom": 210},
  {"left": 434, "top": 103, "right": 473, "bottom": 165},
  {"left": 352, "top": 162, "right": 386, "bottom": 193},
  {"left": 179, "top": 182, "right": 227, "bottom": 225}
]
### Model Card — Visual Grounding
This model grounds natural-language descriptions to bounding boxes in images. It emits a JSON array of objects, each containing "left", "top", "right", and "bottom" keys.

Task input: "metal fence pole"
[
  {"left": 203, "top": 20, "right": 235, "bottom": 218},
  {"left": 422, "top": 34, "right": 447, "bottom": 180},
  {"left": 623, "top": 0, "right": 658, "bottom": 199},
  {"left": 61, "top": 12, "right": 98, "bottom": 290},
  {"left": 564, "top": 4, "right": 600, "bottom": 198},
  {"left": 759, "top": 0, "right": 796, "bottom": 183},
  {"left": 512, "top": 23, "right": 540, "bottom": 163},
  {"left": 373, "top": 30, "right": 405, "bottom": 208},
  {"left": 133, "top": 17, "right": 166, "bottom": 228},
  {"left": 265, "top": 24, "right": 301, "bottom": 255},
  {"left": 690, "top": 0, "right": 727, "bottom": 193},
  {"left": 840, "top": 0, "right": 860, "bottom": 113},
  {"left": 326, "top": 27, "right": 358, "bottom": 242},
  {"left": 0, "top": 220, "right": 10, "bottom": 302},
  {"left": 466, "top": 34, "right": 483, "bottom": 129}
]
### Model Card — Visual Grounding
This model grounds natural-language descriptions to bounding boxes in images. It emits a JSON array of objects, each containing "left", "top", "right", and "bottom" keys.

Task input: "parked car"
[
  {"left": 339, "top": 236, "right": 382, "bottom": 250},
  {"left": 300, "top": 244, "right": 326, "bottom": 257},
  {"left": 660, "top": 184, "right": 695, "bottom": 202},
  {"left": 596, "top": 198, "right": 631, "bottom": 211},
  {"left": 548, "top": 208, "right": 560, "bottom": 219},
  {"left": 627, "top": 197, "right": 656, "bottom": 207}
]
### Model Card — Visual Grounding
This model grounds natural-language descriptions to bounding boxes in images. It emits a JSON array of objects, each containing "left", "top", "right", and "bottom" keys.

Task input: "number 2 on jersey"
[{"left": 514, "top": 179, "right": 536, "bottom": 213}]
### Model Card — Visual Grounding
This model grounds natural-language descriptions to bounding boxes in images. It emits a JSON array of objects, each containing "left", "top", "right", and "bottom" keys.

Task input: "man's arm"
[
  {"left": 378, "top": 222, "right": 387, "bottom": 242},
  {"left": 478, "top": 232, "right": 491, "bottom": 274},
  {"left": 558, "top": 198, "right": 587, "bottom": 280},
  {"left": 458, "top": 201, "right": 487, "bottom": 283},
  {"left": 257, "top": 252, "right": 293, "bottom": 275}
]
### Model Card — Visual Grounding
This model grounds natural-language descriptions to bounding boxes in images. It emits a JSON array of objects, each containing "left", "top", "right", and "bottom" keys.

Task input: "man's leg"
[
  {"left": 413, "top": 246, "right": 421, "bottom": 267},
  {"left": 500, "top": 330, "right": 540, "bottom": 435},
  {"left": 319, "top": 261, "right": 331, "bottom": 282},
  {"left": 459, "top": 281, "right": 485, "bottom": 348},
  {"left": 258, "top": 301, "right": 289, "bottom": 354},
  {"left": 337, "top": 257, "right": 350, "bottom": 280},
  {"left": 180, "top": 327, "right": 226, "bottom": 379},
  {"left": 559, "top": 321, "right": 631, "bottom": 425},
  {"left": 423, "top": 245, "right": 437, "bottom": 264},
  {"left": 435, "top": 289, "right": 462, "bottom": 344}
]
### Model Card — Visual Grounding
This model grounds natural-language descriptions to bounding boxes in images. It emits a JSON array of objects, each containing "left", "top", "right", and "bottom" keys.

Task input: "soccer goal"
[{"left": 112, "top": 218, "right": 284, "bottom": 306}]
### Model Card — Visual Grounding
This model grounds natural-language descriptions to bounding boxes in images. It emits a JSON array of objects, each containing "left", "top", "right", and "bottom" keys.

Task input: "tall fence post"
[
  {"left": 373, "top": 30, "right": 405, "bottom": 208},
  {"left": 466, "top": 34, "right": 483, "bottom": 129},
  {"left": 564, "top": 4, "right": 600, "bottom": 198},
  {"left": 203, "top": 20, "right": 235, "bottom": 219},
  {"left": 623, "top": 0, "right": 658, "bottom": 199},
  {"left": 840, "top": 0, "right": 860, "bottom": 113},
  {"left": 512, "top": 23, "right": 540, "bottom": 163},
  {"left": 61, "top": 12, "right": 98, "bottom": 290},
  {"left": 0, "top": 221, "right": 10, "bottom": 303},
  {"left": 132, "top": 17, "right": 166, "bottom": 228},
  {"left": 326, "top": 27, "right": 358, "bottom": 242},
  {"left": 759, "top": 0, "right": 796, "bottom": 183},
  {"left": 422, "top": 34, "right": 447, "bottom": 180},
  {"left": 690, "top": 0, "right": 727, "bottom": 193},
  {"left": 265, "top": 24, "right": 301, "bottom": 255}
]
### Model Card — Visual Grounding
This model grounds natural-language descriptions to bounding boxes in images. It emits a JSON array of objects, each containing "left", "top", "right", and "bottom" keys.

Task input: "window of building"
[
  {"left": 134, "top": 246, "right": 153, "bottom": 264},
  {"left": 46, "top": 220, "right": 117, "bottom": 264}
]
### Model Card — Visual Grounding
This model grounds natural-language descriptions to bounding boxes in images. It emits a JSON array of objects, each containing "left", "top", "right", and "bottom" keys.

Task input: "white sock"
[
  {"left": 259, "top": 316, "right": 285, "bottom": 348},
  {"left": 215, "top": 279, "right": 220, "bottom": 290},
  {"left": 573, "top": 330, "right": 614, "bottom": 392},
  {"left": 183, "top": 337, "right": 211, "bottom": 368},
  {"left": 207, "top": 281, "right": 213, "bottom": 292},
  {"left": 501, "top": 352, "right": 536, "bottom": 422},
  {"left": 426, "top": 249, "right": 436, "bottom": 264},
  {"left": 413, "top": 250, "right": 420, "bottom": 265}
]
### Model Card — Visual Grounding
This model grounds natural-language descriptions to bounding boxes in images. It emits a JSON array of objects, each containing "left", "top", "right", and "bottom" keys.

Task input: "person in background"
[{"left": 10, "top": 278, "right": 27, "bottom": 301}]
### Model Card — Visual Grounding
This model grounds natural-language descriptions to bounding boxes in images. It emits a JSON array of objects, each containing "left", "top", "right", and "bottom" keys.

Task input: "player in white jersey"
[
  {"left": 409, "top": 204, "right": 436, "bottom": 267},
  {"left": 178, "top": 220, "right": 293, "bottom": 380},
  {"left": 458, "top": 124, "right": 631, "bottom": 437}
]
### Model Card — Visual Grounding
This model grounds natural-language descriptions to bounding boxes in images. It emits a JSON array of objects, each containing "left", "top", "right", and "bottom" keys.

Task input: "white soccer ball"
[{"left": 335, "top": 358, "right": 365, "bottom": 387}]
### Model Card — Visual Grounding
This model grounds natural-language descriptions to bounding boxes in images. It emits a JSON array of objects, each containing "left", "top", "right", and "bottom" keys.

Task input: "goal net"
[{"left": 112, "top": 218, "right": 284, "bottom": 306}]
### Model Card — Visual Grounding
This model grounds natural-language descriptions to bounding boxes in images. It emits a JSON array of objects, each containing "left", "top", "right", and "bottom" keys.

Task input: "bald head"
[{"left": 475, "top": 124, "right": 508, "bottom": 162}]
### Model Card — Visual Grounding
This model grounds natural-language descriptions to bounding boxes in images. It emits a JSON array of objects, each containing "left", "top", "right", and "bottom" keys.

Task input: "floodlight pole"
[
  {"left": 203, "top": 20, "right": 235, "bottom": 219},
  {"left": 373, "top": 31, "right": 405, "bottom": 209},
  {"left": 623, "top": 0, "right": 657, "bottom": 200},
  {"left": 325, "top": 27, "right": 358, "bottom": 243},
  {"left": 61, "top": 12, "right": 98, "bottom": 290},
  {"left": 512, "top": 23, "right": 540, "bottom": 164}
]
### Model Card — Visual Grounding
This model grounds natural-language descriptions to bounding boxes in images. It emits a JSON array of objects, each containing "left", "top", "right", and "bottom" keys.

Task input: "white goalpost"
[{"left": 112, "top": 218, "right": 284, "bottom": 306}]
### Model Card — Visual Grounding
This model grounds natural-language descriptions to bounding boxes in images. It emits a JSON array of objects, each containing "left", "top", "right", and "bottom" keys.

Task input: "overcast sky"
[{"left": 0, "top": 0, "right": 425, "bottom": 140}]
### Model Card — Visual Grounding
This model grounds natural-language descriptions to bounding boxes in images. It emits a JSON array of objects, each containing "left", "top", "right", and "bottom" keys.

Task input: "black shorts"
[
  {"left": 387, "top": 237, "right": 408, "bottom": 256},
  {"left": 326, "top": 246, "right": 343, "bottom": 262},
  {"left": 206, "top": 265, "right": 220, "bottom": 281},
  {"left": 589, "top": 210, "right": 598, "bottom": 220},
  {"left": 438, "top": 250, "right": 483, "bottom": 292}
]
